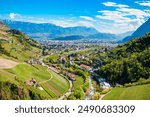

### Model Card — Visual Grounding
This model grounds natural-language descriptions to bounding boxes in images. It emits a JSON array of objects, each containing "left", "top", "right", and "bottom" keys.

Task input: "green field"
[
  {"left": 41, "top": 69, "right": 70, "bottom": 99},
  {"left": 0, "top": 63, "right": 69, "bottom": 99},
  {"left": 103, "top": 84, "right": 150, "bottom": 100}
]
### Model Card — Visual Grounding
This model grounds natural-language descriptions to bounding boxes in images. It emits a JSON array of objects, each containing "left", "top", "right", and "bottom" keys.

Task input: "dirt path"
[
  {"left": 0, "top": 58, "right": 19, "bottom": 69},
  {"left": 99, "top": 90, "right": 112, "bottom": 100},
  {"left": 39, "top": 67, "right": 53, "bottom": 84}
]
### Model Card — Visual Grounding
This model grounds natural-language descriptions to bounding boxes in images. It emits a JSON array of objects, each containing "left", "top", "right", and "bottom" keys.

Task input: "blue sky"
[{"left": 0, "top": 0, "right": 150, "bottom": 34}]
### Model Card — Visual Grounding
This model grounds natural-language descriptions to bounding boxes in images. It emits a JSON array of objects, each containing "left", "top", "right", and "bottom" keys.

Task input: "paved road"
[{"left": 58, "top": 80, "right": 73, "bottom": 100}]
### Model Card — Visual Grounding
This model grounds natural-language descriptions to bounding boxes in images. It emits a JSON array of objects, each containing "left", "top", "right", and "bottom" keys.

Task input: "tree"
[{"left": 92, "top": 92, "right": 100, "bottom": 100}]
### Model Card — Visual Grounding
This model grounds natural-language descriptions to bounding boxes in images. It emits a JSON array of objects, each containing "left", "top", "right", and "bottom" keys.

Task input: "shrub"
[
  {"left": 100, "top": 89, "right": 111, "bottom": 94},
  {"left": 92, "top": 92, "right": 101, "bottom": 100}
]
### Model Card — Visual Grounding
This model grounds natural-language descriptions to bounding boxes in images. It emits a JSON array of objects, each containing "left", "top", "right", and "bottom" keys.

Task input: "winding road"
[{"left": 58, "top": 79, "right": 72, "bottom": 100}]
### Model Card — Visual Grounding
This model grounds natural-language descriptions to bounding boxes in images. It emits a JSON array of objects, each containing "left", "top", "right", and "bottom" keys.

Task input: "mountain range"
[
  {"left": 4, "top": 19, "right": 149, "bottom": 42},
  {"left": 1, "top": 20, "right": 129, "bottom": 42}
]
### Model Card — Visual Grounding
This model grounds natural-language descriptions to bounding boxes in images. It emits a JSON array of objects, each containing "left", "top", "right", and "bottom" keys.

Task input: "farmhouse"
[
  {"left": 80, "top": 64, "right": 92, "bottom": 71},
  {"left": 25, "top": 78, "right": 39, "bottom": 87},
  {"left": 50, "top": 64, "right": 61, "bottom": 73},
  {"left": 68, "top": 73, "right": 76, "bottom": 81},
  {"left": 27, "top": 58, "right": 38, "bottom": 65},
  {"left": 77, "top": 55, "right": 85, "bottom": 60}
]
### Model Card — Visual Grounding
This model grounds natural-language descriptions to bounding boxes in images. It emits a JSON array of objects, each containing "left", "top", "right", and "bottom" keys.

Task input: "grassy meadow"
[{"left": 103, "top": 84, "right": 150, "bottom": 100}]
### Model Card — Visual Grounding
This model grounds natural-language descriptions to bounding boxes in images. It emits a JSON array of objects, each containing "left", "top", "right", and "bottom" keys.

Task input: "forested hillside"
[{"left": 98, "top": 33, "right": 150, "bottom": 85}]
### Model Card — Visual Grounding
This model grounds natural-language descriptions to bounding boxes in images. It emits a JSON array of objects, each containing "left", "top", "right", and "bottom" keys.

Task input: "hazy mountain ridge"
[
  {"left": 52, "top": 35, "right": 84, "bottom": 41},
  {"left": 86, "top": 33, "right": 119, "bottom": 41},
  {"left": 2, "top": 20, "right": 98, "bottom": 39},
  {"left": 121, "top": 18, "right": 150, "bottom": 43},
  {"left": 1, "top": 20, "right": 129, "bottom": 41}
]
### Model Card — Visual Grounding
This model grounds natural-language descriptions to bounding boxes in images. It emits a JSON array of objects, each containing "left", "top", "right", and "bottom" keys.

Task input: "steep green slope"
[
  {"left": 98, "top": 33, "right": 150, "bottom": 84},
  {"left": 0, "top": 22, "right": 69, "bottom": 100},
  {"left": 0, "top": 21, "right": 41, "bottom": 61}
]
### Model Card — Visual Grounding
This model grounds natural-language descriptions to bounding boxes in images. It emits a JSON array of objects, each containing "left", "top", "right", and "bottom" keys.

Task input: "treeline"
[
  {"left": 0, "top": 81, "right": 49, "bottom": 100},
  {"left": 98, "top": 33, "right": 150, "bottom": 85}
]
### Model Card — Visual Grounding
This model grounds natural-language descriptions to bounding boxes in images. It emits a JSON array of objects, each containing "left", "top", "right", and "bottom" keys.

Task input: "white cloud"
[
  {"left": 48, "top": 20, "right": 94, "bottom": 28},
  {"left": 80, "top": 16, "right": 95, "bottom": 21},
  {"left": 102, "top": 2, "right": 116, "bottom": 6},
  {"left": 94, "top": 21, "right": 134, "bottom": 34},
  {"left": 102, "top": 1, "right": 129, "bottom": 8},
  {"left": 96, "top": 2, "right": 150, "bottom": 34},
  {"left": 16, "top": 16, "right": 94, "bottom": 28},
  {"left": 135, "top": 1, "right": 150, "bottom": 7},
  {"left": 9, "top": 13, "right": 19, "bottom": 19},
  {"left": 117, "top": 7, "right": 150, "bottom": 19},
  {"left": 96, "top": 10, "right": 130, "bottom": 23},
  {"left": 7, "top": 1, "right": 150, "bottom": 35},
  {"left": 34, "top": 18, "right": 91, "bottom": 27},
  {"left": 77, "top": 21, "right": 94, "bottom": 27}
]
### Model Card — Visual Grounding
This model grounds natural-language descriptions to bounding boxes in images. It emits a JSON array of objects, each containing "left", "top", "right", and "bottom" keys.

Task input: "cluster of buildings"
[
  {"left": 25, "top": 78, "right": 39, "bottom": 87},
  {"left": 25, "top": 78, "right": 44, "bottom": 90},
  {"left": 27, "top": 58, "right": 38, "bottom": 65},
  {"left": 80, "top": 64, "right": 92, "bottom": 72},
  {"left": 40, "top": 39, "right": 114, "bottom": 90},
  {"left": 39, "top": 39, "right": 117, "bottom": 53}
]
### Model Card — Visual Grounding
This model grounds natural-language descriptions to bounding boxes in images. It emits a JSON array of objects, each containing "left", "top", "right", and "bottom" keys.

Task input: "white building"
[{"left": 100, "top": 82, "right": 111, "bottom": 89}]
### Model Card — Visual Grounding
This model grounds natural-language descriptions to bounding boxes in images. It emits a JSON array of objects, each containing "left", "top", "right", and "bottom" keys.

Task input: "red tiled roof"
[{"left": 80, "top": 64, "right": 91, "bottom": 70}]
